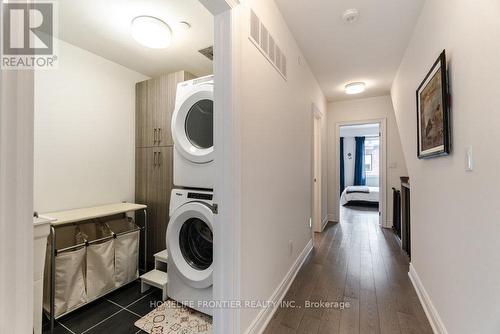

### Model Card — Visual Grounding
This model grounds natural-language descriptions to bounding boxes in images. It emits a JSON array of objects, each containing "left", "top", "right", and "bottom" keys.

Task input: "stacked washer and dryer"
[{"left": 167, "top": 75, "right": 215, "bottom": 316}]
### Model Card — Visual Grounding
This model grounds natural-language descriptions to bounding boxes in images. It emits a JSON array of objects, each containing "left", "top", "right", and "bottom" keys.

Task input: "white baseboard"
[
  {"left": 321, "top": 215, "right": 329, "bottom": 231},
  {"left": 327, "top": 213, "right": 337, "bottom": 222},
  {"left": 408, "top": 264, "right": 448, "bottom": 334},
  {"left": 244, "top": 239, "right": 313, "bottom": 334}
]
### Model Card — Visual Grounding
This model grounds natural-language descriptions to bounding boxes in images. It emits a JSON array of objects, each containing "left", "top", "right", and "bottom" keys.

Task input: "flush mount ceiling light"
[
  {"left": 345, "top": 82, "right": 366, "bottom": 95},
  {"left": 342, "top": 9, "right": 360, "bottom": 23},
  {"left": 131, "top": 16, "right": 172, "bottom": 49},
  {"left": 175, "top": 21, "right": 191, "bottom": 32}
]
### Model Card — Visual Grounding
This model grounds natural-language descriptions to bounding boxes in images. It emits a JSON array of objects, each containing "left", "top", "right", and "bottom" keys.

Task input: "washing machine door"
[
  {"left": 167, "top": 202, "right": 213, "bottom": 288},
  {"left": 171, "top": 84, "right": 214, "bottom": 164}
]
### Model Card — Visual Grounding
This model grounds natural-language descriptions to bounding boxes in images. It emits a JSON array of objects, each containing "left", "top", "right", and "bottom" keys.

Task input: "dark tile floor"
[{"left": 42, "top": 281, "right": 163, "bottom": 334}]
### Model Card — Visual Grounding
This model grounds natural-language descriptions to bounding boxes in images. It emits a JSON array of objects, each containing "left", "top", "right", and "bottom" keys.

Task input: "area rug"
[{"left": 134, "top": 300, "right": 212, "bottom": 334}]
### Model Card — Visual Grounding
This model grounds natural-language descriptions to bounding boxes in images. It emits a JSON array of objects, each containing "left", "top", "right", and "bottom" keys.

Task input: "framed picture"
[{"left": 416, "top": 50, "right": 450, "bottom": 159}]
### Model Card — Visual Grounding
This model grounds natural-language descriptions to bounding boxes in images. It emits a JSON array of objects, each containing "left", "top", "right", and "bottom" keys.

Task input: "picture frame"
[{"left": 416, "top": 50, "right": 450, "bottom": 159}]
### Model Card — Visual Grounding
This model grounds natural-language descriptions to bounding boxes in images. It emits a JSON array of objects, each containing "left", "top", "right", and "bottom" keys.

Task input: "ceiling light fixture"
[
  {"left": 131, "top": 16, "right": 172, "bottom": 49},
  {"left": 342, "top": 9, "right": 360, "bottom": 23},
  {"left": 175, "top": 21, "right": 191, "bottom": 32},
  {"left": 345, "top": 82, "right": 366, "bottom": 95}
]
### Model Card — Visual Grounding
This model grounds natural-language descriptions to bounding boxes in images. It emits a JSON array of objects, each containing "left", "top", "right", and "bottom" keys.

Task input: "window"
[
  {"left": 364, "top": 136, "right": 380, "bottom": 177},
  {"left": 365, "top": 154, "right": 373, "bottom": 171}
]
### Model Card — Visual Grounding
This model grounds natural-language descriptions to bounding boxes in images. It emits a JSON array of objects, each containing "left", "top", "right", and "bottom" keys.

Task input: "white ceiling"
[
  {"left": 274, "top": 0, "right": 424, "bottom": 101},
  {"left": 54, "top": 0, "right": 214, "bottom": 78}
]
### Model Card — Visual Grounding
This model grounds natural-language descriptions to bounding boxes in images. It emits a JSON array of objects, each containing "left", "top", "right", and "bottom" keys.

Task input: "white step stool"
[{"left": 140, "top": 250, "right": 168, "bottom": 301}]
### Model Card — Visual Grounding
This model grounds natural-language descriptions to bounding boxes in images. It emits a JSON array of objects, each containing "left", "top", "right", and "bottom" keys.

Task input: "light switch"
[{"left": 465, "top": 146, "right": 474, "bottom": 171}]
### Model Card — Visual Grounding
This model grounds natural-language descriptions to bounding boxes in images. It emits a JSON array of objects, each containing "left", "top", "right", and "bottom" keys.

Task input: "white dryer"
[
  {"left": 171, "top": 75, "right": 214, "bottom": 189},
  {"left": 167, "top": 189, "right": 214, "bottom": 315}
]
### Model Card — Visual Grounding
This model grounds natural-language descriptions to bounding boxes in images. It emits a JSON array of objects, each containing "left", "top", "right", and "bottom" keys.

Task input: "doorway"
[
  {"left": 312, "top": 104, "right": 324, "bottom": 233},
  {"left": 0, "top": 1, "right": 240, "bottom": 333},
  {"left": 336, "top": 119, "right": 387, "bottom": 226}
]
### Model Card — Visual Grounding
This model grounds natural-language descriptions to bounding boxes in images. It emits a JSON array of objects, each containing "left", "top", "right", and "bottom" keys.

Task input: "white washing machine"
[
  {"left": 171, "top": 75, "right": 214, "bottom": 189},
  {"left": 167, "top": 189, "right": 214, "bottom": 315}
]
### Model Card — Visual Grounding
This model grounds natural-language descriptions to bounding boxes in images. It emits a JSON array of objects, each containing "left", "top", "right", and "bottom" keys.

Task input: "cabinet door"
[
  {"left": 153, "top": 146, "right": 173, "bottom": 253},
  {"left": 156, "top": 71, "right": 192, "bottom": 147},
  {"left": 147, "top": 79, "right": 158, "bottom": 147},
  {"left": 135, "top": 147, "right": 156, "bottom": 268},
  {"left": 136, "top": 80, "right": 155, "bottom": 147},
  {"left": 146, "top": 148, "right": 160, "bottom": 265}
]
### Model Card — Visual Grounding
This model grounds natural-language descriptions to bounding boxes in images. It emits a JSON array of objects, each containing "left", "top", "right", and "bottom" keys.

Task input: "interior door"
[
  {"left": 313, "top": 116, "right": 322, "bottom": 232},
  {"left": 155, "top": 146, "right": 173, "bottom": 254}
]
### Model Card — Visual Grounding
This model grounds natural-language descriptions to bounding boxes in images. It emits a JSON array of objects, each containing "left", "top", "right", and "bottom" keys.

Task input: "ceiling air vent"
[
  {"left": 199, "top": 46, "right": 213, "bottom": 61},
  {"left": 248, "top": 9, "right": 287, "bottom": 80}
]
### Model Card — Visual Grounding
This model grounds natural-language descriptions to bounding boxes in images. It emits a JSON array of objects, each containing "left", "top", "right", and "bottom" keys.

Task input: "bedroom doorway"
[{"left": 336, "top": 120, "right": 387, "bottom": 227}]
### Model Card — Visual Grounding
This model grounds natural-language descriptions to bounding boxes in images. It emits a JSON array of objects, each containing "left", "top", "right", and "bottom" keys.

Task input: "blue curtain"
[
  {"left": 354, "top": 136, "right": 366, "bottom": 186},
  {"left": 340, "top": 137, "right": 345, "bottom": 195}
]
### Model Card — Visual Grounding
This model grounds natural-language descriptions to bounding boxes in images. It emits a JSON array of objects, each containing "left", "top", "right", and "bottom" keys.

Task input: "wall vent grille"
[
  {"left": 249, "top": 10, "right": 287, "bottom": 80},
  {"left": 250, "top": 10, "right": 260, "bottom": 43},
  {"left": 268, "top": 36, "right": 275, "bottom": 63},
  {"left": 260, "top": 24, "right": 269, "bottom": 55}
]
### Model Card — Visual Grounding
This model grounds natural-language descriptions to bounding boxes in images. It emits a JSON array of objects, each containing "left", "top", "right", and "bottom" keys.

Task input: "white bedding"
[{"left": 340, "top": 186, "right": 379, "bottom": 206}]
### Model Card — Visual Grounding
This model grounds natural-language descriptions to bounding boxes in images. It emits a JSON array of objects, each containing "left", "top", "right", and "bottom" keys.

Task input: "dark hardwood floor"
[{"left": 264, "top": 206, "right": 433, "bottom": 334}]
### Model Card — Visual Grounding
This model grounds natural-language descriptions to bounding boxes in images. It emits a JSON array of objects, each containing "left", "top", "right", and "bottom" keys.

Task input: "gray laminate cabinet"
[
  {"left": 135, "top": 71, "right": 193, "bottom": 267},
  {"left": 153, "top": 146, "right": 173, "bottom": 257},
  {"left": 135, "top": 81, "right": 154, "bottom": 148}
]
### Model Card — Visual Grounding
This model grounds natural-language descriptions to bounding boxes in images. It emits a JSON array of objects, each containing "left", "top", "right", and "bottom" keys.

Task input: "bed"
[{"left": 340, "top": 186, "right": 379, "bottom": 206}]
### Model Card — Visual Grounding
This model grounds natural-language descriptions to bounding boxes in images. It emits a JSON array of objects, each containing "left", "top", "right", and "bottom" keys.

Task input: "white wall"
[
  {"left": 237, "top": 0, "right": 327, "bottom": 331},
  {"left": 391, "top": 1, "right": 500, "bottom": 333},
  {"left": 34, "top": 40, "right": 148, "bottom": 213},
  {"left": 327, "top": 96, "right": 408, "bottom": 223}
]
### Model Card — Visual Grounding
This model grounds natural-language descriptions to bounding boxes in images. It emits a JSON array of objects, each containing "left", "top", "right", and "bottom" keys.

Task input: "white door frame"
[
  {"left": 334, "top": 118, "right": 388, "bottom": 227},
  {"left": 0, "top": 69, "right": 35, "bottom": 334},
  {"left": 312, "top": 103, "right": 324, "bottom": 233},
  {"left": 198, "top": 1, "right": 241, "bottom": 333},
  {"left": 0, "top": 1, "right": 35, "bottom": 331}
]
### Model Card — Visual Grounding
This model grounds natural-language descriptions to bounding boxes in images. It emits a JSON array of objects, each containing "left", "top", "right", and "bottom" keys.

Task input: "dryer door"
[
  {"left": 171, "top": 85, "right": 214, "bottom": 164},
  {"left": 167, "top": 202, "right": 213, "bottom": 288}
]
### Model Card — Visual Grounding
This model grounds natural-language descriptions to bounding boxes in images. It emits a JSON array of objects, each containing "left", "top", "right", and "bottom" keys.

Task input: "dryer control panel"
[{"left": 169, "top": 189, "right": 214, "bottom": 215}]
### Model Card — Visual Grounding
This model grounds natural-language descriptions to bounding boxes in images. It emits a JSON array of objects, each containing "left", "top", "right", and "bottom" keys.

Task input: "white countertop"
[
  {"left": 33, "top": 216, "right": 57, "bottom": 226},
  {"left": 42, "top": 203, "right": 147, "bottom": 226}
]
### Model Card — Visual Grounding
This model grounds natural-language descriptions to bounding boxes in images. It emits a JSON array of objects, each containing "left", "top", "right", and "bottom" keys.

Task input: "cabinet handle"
[
  {"left": 158, "top": 128, "right": 162, "bottom": 144},
  {"left": 158, "top": 151, "right": 162, "bottom": 166},
  {"left": 153, "top": 128, "right": 157, "bottom": 144},
  {"left": 154, "top": 152, "right": 157, "bottom": 167}
]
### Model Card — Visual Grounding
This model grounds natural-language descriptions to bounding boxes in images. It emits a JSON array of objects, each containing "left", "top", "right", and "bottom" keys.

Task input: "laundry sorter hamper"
[
  {"left": 77, "top": 221, "right": 117, "bottom": 300},
  {"left": 107, "top": 217, "right": 141, "bottom": 287},
  {"left": 43, "top": 224, "right": 88, "bottom": 317},
  {"left": 42, "top": 203, "right": 147, "bottom": 333}
]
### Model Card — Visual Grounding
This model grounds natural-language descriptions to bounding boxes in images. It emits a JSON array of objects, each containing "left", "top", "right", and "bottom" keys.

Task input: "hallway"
[{"left": 264, "top": 207, "right": 433, "bottom": 333}]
